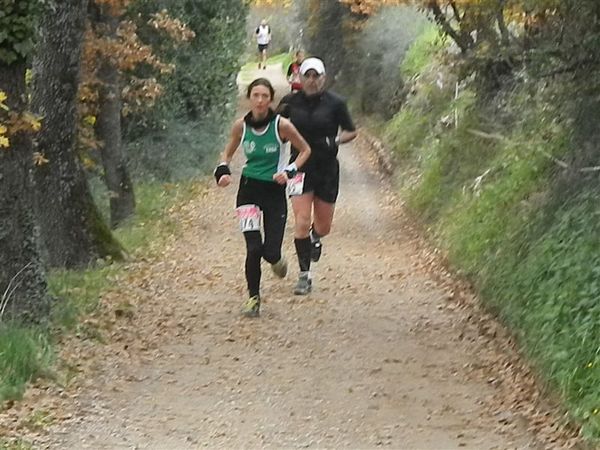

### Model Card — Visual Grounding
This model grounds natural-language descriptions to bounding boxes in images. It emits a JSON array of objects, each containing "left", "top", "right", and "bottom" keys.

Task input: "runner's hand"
[
  {"left": 272, "top": 172, "right": 288, "bottom": 185},
  {"left": 214, "top": 163, "right": 232, "bottom": 186},
  {"left": 218, "top": 174, "right": 232, "bottom": 187}
]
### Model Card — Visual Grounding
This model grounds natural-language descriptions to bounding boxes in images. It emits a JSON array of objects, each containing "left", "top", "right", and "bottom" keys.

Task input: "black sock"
[
  {"left": 244, "top": 231, "right": 262, "bottom": 298},
  {"left": 294, "top": 237, "right": 311, "bottom": 272}
]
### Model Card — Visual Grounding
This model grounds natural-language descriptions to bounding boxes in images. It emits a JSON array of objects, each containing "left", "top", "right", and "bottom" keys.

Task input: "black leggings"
[{"left": 236, "top": 176, "right": 287, "bottom": 298}]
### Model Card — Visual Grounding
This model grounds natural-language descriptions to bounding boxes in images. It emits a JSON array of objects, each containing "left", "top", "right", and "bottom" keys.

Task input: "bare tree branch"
[
  {"left": 428, "top": 0, "right": 473, "bottom": 53},
  {"left": 449, "top": 0, "right": 461, "bottom": 23},
  {"left": 496, "top": 0, "right": 510, "bottom": 47}
]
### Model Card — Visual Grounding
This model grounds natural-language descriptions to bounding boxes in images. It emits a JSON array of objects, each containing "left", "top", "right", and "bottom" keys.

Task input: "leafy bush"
[
  {"left": 401, "top": 25, "right": 445, "bottom": 79},
  {"left": 123, "top": 0, "right": 247, "bottom": 180},
  {"left": 482, "top": 190, "right": 600, "bottom": 440},
  {"left": 385, "top": 24, "right": 600, "bottom": 442}
]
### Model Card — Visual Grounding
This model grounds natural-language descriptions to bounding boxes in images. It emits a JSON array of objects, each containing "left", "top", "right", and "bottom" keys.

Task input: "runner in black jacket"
[{"left": 277, "top": 57, "right": 358, "bottom": 295}]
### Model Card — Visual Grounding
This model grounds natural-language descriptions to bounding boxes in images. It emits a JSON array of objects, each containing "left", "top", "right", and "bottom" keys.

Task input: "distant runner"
[
  {"left": 255, "top": 19, "right": 271, "bottom": 70},
  {"left": 286, "top": 50, "right": 305, "bottom": 92},
  {"left": 214, "top": 78, "right": 310, "bottom": 317},
  {"left": 278, "top": 57, "right": 358, "bottom": 295}
]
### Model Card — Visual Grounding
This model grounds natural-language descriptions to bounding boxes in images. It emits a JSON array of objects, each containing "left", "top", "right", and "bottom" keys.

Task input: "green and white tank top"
[{"left": 241, "top": 115, "right": 287, "bottom": 182}]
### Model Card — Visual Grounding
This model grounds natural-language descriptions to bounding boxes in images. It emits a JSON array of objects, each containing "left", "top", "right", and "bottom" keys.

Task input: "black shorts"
[
  {"left": 236, "top": 175, "right": 287, "bottom": 215},
  {"left": 300, "top": 159, "right": 340, "bottom": 204},
  {"left": 258, "top": 43, "right": 269, "bottom": 52}
]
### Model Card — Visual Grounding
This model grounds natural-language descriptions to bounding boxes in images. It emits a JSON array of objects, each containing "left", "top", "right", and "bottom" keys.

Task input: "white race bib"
[
  {"left": 236, "top": 204, "right": 262, "bottom": 232},
  {"left": 286, "top": 172, "right": 305, "bottom": 197}
]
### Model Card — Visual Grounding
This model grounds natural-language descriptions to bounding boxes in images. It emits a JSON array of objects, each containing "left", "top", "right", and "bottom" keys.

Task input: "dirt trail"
[{"left": 4, "top": 63, "right": 568, "bottom": 449}]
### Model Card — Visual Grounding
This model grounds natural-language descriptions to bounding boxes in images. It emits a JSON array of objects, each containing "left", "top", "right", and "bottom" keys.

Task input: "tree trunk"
[
  {"left": 94, "top": 11, "right": 135, "bottom": 228},
  {"left": 0, "top": 63, "right": 52, "bottom": 323},
  {"left": 428, "top": 1, "right": 474, "bottom": 53},
  {"left": 31, "top": 0, "right": 124, "bottom": 268}
]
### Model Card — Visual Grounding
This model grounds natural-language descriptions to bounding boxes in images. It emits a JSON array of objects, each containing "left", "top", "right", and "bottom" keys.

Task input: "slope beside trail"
[{"left": 1, "top": 63, "right": 577, "bottom": 449}]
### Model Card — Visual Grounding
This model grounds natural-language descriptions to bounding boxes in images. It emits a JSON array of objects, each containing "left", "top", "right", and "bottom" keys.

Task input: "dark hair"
[{"left": 246, "top": 78, "right": 275, "bottom": 100}]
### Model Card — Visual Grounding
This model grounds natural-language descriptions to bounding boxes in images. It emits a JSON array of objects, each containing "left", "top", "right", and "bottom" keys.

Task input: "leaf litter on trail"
[
  {"left": 1, "top": 131, "right": 587, "bottom": 450},
  {"left": 0, "top": 179, "right": 238, "bottom": 446},
  {"left": 361, "top": 129, "right": 584, "bottom": 449}
]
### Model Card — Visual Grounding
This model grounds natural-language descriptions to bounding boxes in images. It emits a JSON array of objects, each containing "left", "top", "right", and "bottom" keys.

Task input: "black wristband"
[{"left": 214, "top": 164, "right": 231, "bottom": 183}]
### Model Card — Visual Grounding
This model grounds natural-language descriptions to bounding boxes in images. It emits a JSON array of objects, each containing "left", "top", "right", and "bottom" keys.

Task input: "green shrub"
[
  {"left": 0, "top": 326, "right": 52, "bottom": 403},
  {"left": 401, "top": 25, "right": 446, "bottom": 79},
  {"left": 384, "top": 109, "right": 430, "bottom": 159},
  {"left": 0, "top": 438, "right": 34, "bottom": 450},
  {"left": 384, "top": 24, "right": 600, "bottom": 443},
  {"left": 48, "top": 265, "right": 119, "bottom": 332},
  {"left": 482, "top": 191, "right": 600, "bottom": 439}
]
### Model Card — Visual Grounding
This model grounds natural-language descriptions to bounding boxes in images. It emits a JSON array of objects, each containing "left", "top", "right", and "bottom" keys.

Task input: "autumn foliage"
[{"left": 77, "top": 2, "right": 195, "bottom": 156}]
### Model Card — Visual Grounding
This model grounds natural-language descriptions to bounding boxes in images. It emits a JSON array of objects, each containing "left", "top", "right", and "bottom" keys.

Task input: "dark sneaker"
[
  {"left": 242, "top": 295, "right": 260, "bottom": 317},
  {"left": 271, "top": 257, "right": 288, "bottom": 278},
  {"left": 311, "top": 239, "right": 322, "bottom": 262},
  {"left": 293, "top": 274, "right": 312, "bottom": 295}
]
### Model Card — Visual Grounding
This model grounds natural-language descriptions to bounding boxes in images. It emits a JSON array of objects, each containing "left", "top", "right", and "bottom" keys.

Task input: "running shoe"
[
  {"left": 293, "top": 273, "right": 312, "bottom": 295},
  {"left": 271, "top": 257, "right": 288, "bottom": 278},
  {"left": 242, "top": 295, "right": 260, "bottom": 317}
]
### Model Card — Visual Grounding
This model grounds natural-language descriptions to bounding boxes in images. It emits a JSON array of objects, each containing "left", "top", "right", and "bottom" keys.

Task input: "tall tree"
[
  {"left": 84, "top": 1, "right": 195, "bottom": 225},
  {"left": 90, "top": 1, "right": 135, "bottom": 228},
  {"left": 32, "top": 0, "right": 125, "bottom": 267},
  {"left": 0, "top": 0, "right": 52, "bottom": 322}
]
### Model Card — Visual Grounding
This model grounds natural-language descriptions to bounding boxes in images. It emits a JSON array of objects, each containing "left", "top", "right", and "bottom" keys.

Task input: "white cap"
[{"left": 300, "top": 57, "right": 326, "bottom": 76}]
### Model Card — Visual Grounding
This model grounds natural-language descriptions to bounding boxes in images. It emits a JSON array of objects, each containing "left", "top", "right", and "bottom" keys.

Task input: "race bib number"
[
  {"left": 236, "top": 204, "right": 262, "bottom": 232},
  {"left": 286, "top": 172, "right": 305, "bottom": 197}
]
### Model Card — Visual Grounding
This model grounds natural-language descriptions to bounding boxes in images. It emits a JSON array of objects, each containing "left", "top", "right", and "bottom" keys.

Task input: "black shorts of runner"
[
  {"left": 300, "top": 159, "right": 340, "bottom": 204},
  {"left": 236, "top": 176, "right": 287, "bottom": 297},
  {"left": 258, "top": 43, "right": 269, "bottom": 52},
  {"left": 236, "top": 175, "right": 287, "bottom": 225}
]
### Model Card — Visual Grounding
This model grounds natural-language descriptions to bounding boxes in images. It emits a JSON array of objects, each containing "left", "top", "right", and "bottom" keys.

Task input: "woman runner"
[{"left": 214, "top": 78, "right": 311, "bottom": 317}]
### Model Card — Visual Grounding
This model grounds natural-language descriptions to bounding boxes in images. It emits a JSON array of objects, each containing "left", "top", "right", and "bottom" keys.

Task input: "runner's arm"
[
  {"left": 215, "top": 119, "right": 243, "bottom": 187},
  {"left": 337, "top": 129, "right": 358, "bottom": 145},
  {"left": 218, "top": 119, "right": 244, "bottom": 165},
  {"left": 335, "top": 98, "right": 358, "bottom": 145},
  {"left": 278, "top": 118, "right": 311, "bottom": 169}
]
